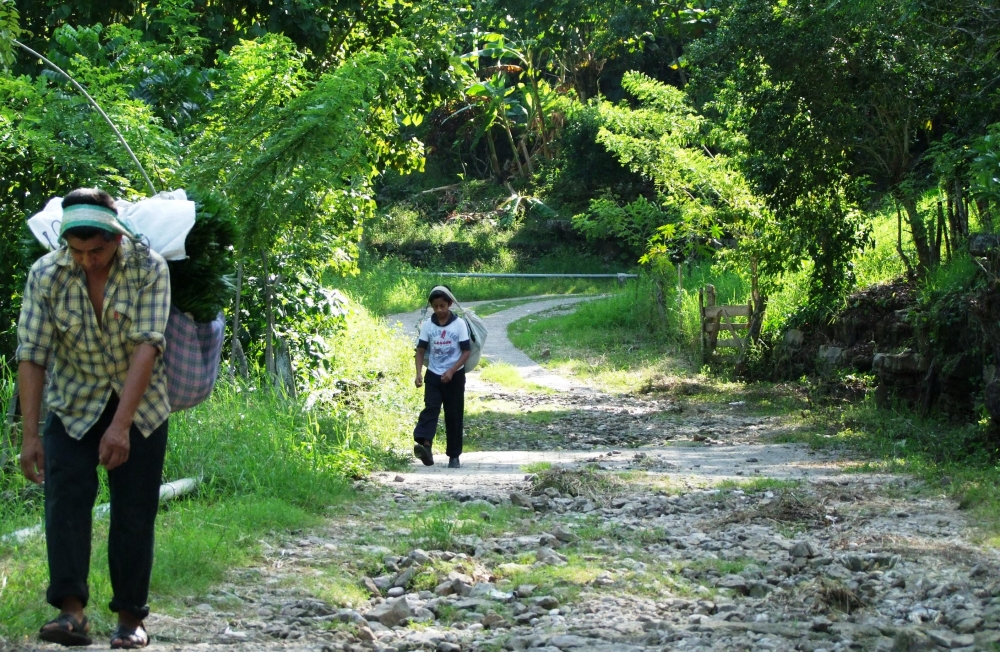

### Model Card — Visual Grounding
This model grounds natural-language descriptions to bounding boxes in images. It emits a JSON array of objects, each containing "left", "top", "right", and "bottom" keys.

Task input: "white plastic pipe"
[{"left": 1, "top": 477, "right": 200, "bottom": 545}]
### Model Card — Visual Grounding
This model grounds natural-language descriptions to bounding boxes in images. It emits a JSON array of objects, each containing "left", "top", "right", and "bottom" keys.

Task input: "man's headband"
[{"left": 59, "top": 204, "right": 132, "bottom": 238}]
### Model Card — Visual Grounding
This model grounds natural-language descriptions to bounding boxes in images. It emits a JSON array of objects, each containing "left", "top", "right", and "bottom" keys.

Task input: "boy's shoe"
[
  {"left": 413, "top": 443, "right": 434, "bottom": 466},
  {"left": 448, "top": 457, "right": 461, "bottom": 469}
]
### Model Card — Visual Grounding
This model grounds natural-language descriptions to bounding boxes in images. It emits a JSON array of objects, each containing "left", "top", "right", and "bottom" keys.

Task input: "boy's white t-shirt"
[{"left": 417, "top": 313, "right": 471, "bottom": 376}]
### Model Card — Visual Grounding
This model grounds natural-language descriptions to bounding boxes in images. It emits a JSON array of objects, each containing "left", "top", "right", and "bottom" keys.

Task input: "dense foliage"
[{"left": 2, "top": 0, "right": 1000, "bottom": 393}]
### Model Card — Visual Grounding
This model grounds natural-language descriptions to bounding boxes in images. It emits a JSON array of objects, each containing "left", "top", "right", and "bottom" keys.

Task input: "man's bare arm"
[
  {"left": 99, "top": 343, "right": 158, "bottom": 470},
  {"left": 18, "top": 361, "right": 47, "bottom": 483}
]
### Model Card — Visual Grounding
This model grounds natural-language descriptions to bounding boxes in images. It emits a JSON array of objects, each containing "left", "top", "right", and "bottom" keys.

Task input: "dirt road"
[{"left": 23, "top": 298, "right": 1000, "bottom": 652}]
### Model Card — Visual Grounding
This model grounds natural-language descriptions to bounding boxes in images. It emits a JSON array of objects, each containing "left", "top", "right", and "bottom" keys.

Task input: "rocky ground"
[
  {"left": 17, "top": 383, "right": 997, "bottom": 652},
  {"left": 16, "top": 302, "right": 1000, "bottom": 652}
]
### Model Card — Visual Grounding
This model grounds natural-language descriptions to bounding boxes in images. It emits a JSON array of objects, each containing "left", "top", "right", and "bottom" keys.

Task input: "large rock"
[
  {"left": 365, "top": 597, "right": 414, "bottom": 628},
  {"left": 433, "top": 581, "right": 455, "bottom": 596},
  {"left": 969, "top": 232, "right": 1000, "bottom": 257},
  {"left": 536, "top": 547, "right": 567, "bottom": 566},
  {"left": 874, "top": 351, "right": 929, "bottom": 375},
  {"left": 783, "top": 329, "right": 804, "bottom": 348},
  {"left": 817, "top": 346, "right": 844, "bottom": 367},
  {"left": 393, "top": 567, "right": 417, "bottom": 588},
  {"left": 511, "top": 492, "right": 534, "bottom": 509},
  {"left": 789, "top": 540, "right": 818, "bottom": 559},
  {"left": 717, "top": 575, "right": 749, "bottom": 595},
  {"left": 551, "top": 527, "right": 579, "bottom": 544}
]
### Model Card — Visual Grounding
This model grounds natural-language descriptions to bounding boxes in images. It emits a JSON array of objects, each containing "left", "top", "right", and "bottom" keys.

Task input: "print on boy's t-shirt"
[{"left": 417, "top": 313, "right": 471, "bottom": 376}]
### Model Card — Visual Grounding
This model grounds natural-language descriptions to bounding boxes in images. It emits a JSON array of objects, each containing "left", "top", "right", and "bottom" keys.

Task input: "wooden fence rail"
[{"left": 700, "top": 285, "right": 754, "bottom": 361}]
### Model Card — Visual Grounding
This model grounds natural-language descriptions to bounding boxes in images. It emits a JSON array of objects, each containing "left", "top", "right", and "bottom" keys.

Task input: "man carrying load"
[{"left": 17, "top": 187, "right": 171, "bottom": 649}]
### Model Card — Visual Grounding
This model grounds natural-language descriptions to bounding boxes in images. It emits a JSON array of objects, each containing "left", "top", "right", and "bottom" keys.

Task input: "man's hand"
[
  {"left": 415, "top": 373, "right": 424, "bottom": 388},
  {"left": 441, "top": 369, "right": 454, "bottom": 383},
  {"left": 20, "top": 435, "right": 45, "bottom": 484},
  {"left": 99, "top": 425, "right": 131, "bottom": 471}
]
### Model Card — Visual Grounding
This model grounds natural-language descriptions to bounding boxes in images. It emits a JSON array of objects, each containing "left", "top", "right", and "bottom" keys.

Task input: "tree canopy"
[{"left": 3, "top": 0, "right": 1000, "bottom": 374}]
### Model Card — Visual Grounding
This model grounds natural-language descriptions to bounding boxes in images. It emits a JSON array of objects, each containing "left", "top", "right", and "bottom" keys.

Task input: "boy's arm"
[
  {"left": 414, "top": 320, "right": 429, "bottom": 387},
  {"left": 442, "top": 350, "right": 471, "bottom": 382},
  {"left": 441, "top": 334, "right": 471, "bottom": 383},
  {"left": 414, "top": 346, "right": 426, "bottom": 387}
]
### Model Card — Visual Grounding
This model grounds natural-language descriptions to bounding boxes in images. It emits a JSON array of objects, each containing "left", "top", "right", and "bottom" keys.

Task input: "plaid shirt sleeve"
[
  {"left": 16, "top": 261, "right": 54, "bottom": 368},
  {"left": 127, "top": 251, "right": 171, "bottom": 354}
]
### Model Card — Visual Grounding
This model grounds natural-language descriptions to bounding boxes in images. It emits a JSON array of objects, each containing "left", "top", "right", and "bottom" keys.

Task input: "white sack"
[
  {"left": 27, "top": 196, "right": 66, "bottom": 252},
  {"left": 27, "top": 189, "right": 196, "bottom": 261}
]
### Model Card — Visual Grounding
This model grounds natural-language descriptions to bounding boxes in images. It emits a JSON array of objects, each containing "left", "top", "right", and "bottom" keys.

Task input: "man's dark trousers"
[
  {"left": 413, "top": 369, "right": 465, "bottom": 458},
  {"left": 43, "top": 397, "right": 168, "bottom": 620}
]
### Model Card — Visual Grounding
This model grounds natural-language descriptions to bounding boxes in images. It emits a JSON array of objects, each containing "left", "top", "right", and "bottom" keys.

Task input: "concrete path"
[
  {"left": 384, "top": 294, "right": 851, "bottom": 488},
  {"left": 385, "top": 294, "right": 604, "bottom": 392},
  {"left": 376, "top": 443, "right": 847, "bottom": 497}
]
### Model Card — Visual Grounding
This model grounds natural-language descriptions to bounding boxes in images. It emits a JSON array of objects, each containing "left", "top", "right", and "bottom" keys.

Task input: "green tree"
[{"left": 689, "top": 0, "right": 964, "bottom": 292}]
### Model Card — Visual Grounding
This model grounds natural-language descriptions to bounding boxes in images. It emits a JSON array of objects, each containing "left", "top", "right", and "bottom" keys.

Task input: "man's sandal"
[
  {"left": 38, "top": 613, "right": 92, "bottom": 647},
  {"left": 109, "top": 623, "right": 150, "bottom": 649}
]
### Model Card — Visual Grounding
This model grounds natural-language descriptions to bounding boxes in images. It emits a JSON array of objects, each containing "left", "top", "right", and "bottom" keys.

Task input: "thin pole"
[
  {"left": 13, "top": 39, "right": 157, "bottom": 196},
  {"left": 414, "top": 272, "right": 638, "bottom": 279}
]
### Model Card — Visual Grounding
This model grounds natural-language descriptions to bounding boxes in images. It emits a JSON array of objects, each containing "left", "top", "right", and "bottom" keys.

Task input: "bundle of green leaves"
[
  {"left": 166, "top": 188, "right": 238, "bottom": 322},
  {"left": 19, "top": 188, "right": 237, "bottom": 323}
]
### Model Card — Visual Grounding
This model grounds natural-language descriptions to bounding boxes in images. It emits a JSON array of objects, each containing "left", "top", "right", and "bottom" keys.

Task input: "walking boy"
[
  {"left": 413, "top": 286, "right": 471, "bottom": 468},
  {"left": 18, "top": 188, "right": 171, "bottom": 649}
]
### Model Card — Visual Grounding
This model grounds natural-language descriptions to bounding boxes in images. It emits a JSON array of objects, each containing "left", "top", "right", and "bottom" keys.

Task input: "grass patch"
[
  {"left": 477, "top": 361, "right": 553, "bottom": 393},
  {"left": 470, "top": 297, "right": 569, "bottom": 317},
  {"left": 303, "top": 569, "right": 373, "bottom": 610},
  {"left": 522, "top": 461, "right": 553, "bottom": 474},
  {"left": 492, "top": 555, "right": 604, "bottom": 599},
  {"left": 530, "top": 465, "right": 625, "bottom": 501},
  {"left": 786, "top": 398, "right": 1000, "bottom": 540},
  {"left": 715, "top": 478, "right": 802, "bottom": 493},
  {"left": 463, "top": 398, "right": 570, "bottom": 452}
]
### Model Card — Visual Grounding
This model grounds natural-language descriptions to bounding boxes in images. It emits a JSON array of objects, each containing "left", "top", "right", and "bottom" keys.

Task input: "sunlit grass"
[
  {"left": 477, "top": 360, "right": 553, "bottom": 393},
  {"left": 715, "top": 478, "right": 802, "bottom": 493},
  {"left": 522, "top": 461, "right": 553, "bottom": 473}
]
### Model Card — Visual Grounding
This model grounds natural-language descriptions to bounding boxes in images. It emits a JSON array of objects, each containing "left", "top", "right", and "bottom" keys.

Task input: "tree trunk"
[
  {"left": 503, "top": 122, "right": 526, "bottom": 178},
  {"left": 228, "top": 262, "right": 244, "bottom": 377},
  {"left": 946, "top": 194, "right": 959, "bottom": 249},
  {"left": 747, "top": 258, "right": 766, "bottom": 344},
  {"left": 519, "top": 138, "right": 535, "bottom": 177},
  {"left": 525, "top": 54, "right": 552, "bottom": 160},
  {"left": 653, "top": 276, "right": 667, "bottom": 323},
  {"left": 934, "top": 200, "right": 944, "bottom": 267},
  {"left": 261, "top": 250, "right": 275, "bottom": 377},
  {"left": 895, "top": 201, "right": 916, "bottom": 280},
  {"left": 977, "top": 198, "right": 993, "bottom": 232},
  {"left": 901, "top": 195, "right": 932, "bottom": 275},
  {"left": 485, "top": 131, "right": 502, "bottom": 178},
  {"left": 275, "top": 336, "right": 297, "bottom": 399}
]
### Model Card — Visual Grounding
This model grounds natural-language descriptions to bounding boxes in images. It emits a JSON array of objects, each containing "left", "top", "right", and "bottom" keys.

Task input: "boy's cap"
[
  {"left": 59, "top": 204, "right": 132, "bottom": 238},
  {"left": 431, "top": 285, "right": 458, "bottom": 303}
]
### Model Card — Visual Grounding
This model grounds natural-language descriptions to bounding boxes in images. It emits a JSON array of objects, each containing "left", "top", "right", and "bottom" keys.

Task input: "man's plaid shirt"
[{"left": 17, "top": 238, "right": 171, "bottom": 440}]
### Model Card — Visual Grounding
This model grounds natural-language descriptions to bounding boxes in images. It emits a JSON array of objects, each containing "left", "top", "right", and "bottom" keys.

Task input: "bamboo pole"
[{"left": 13, "top": 40, "right": 157, "bottom": 196}]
